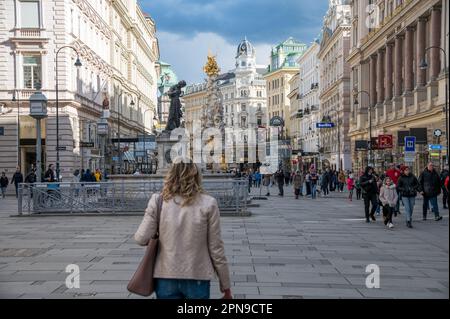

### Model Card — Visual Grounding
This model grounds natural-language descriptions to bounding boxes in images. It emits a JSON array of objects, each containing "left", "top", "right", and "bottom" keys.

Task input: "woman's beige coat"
[{"left": 134, "top": 193, "right": 231, "bottom": 291}]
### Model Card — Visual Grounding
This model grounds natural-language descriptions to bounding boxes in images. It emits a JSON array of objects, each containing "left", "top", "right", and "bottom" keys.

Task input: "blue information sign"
[
  {"left": 428, "top": 144, "right": 443, "bottom": 151},
  {"left": 316, "top": 123, "right": 335, "bottom": 129},
  {"left": 404, "top": 136, "right": 416, "bottom": 152}
]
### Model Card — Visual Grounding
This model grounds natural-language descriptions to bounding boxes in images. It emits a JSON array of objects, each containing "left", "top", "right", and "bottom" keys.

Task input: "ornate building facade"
[
  {"left": 348, "top": 0, "right": 449, "bottom": 174},
  {"left": 318, "top": 0, "right": 352, "bottom": 171},
  {"left": 264, "top": 37, "right": 308, "bottom": 170},
  {"left": 0, "top": 0, "right": 160, "bottom": 181},
  {"left": 297, "top": 40, "right": 321, "bottom": 170},
  {"left": 183, "top": 38, "right": 267, "bottom": 169}
]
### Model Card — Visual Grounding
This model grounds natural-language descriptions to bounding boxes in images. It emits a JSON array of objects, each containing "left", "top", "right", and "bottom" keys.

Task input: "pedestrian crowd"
[
  {"left": 0, "top": 165, "right": 107, "bottom": 198},
  {"left": 239, "top": 162, "right": 449, "bottom": 230}
]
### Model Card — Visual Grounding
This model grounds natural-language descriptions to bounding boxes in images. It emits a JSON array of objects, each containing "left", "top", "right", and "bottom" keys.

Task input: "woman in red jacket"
[{"left": 347, "top": 173, "right": 355, "bottom": 201}]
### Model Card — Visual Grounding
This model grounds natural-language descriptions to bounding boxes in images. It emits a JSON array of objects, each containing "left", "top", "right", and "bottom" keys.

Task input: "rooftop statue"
[{"left": 203, "top": 54, "right": 220, "bottom": 78}]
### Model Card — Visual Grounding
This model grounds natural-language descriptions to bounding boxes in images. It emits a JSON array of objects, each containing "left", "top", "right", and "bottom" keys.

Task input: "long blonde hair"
[{"left": 161, "top": 159, "right": 203, "bottom": 206}]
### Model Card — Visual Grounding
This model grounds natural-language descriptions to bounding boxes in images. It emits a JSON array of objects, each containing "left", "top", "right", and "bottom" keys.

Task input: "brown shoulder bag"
[{"left": 127, "top": 194, "right": 163, "bottom": 296}]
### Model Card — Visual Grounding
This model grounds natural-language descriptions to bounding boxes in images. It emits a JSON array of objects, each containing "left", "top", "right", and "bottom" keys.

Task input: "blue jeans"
[
  {"left": 423, "top": 196, "right": 439, "bottom": 218},
  {"left": 311, "top": 184, "right": 317, "bottom": 199},
  {"left": 402, "top": 196, "right": 415, "bottom": 222},
  {"left": 155, "top": 278, "right": 210, "bottom": 299}
]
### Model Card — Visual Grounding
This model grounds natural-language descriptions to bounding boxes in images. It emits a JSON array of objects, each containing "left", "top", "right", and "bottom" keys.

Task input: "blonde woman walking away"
[{"left": 134, "top": 159, "right": 232, "bottom": 299}]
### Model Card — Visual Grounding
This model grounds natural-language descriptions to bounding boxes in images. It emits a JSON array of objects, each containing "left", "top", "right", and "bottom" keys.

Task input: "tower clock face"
[{"left": 240, "top": 44, "right": 246, "bottom": 53}]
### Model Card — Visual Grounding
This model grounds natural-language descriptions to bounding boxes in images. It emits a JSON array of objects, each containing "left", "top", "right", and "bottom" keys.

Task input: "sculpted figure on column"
[{"left": 165, "top": 80, "right": 187, "bottom": 131}]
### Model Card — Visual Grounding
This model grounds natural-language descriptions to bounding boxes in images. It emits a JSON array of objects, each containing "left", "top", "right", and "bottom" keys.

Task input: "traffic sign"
[
  {"left": 404, "top": 136, "right": 416, "bottom": 152},
  {"left": 316, "top": 123, "right": 334, "bottom": 128},
  {"left": 429, "top": 144, "right": 443, "bottom": 151},
  {"left": 430, "top": 152, "right": 440, "bottom": 157},
  {"left": 80, "top": 142, "right": 94, "bottom": 148},
  {"left": 404, "top": 152, "right": 415, "bottom": 163}
]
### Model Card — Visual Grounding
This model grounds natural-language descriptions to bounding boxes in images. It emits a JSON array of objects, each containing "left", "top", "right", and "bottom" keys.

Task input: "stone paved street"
[{"left": 0, "top": 186, "right": 448, "bottom": 299}]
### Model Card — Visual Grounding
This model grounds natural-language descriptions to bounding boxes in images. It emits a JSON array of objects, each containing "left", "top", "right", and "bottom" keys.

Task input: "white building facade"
[
  {"left": 0, "top": 0, "right": 160, "bottom": 181},
  {"left": 297, "top": 41, "right": 321, "bottom": 169},
  {"left": 318, "top": 0, "right": 352, "bottom": 171}
]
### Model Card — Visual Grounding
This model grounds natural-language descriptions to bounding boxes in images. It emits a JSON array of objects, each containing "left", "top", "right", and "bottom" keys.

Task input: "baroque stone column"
[
  {"left": 369, "top": 54, "right": 377, "bottom": 106},
  {"left": 404, "top": 26, "right": 414, "bottom": 93},
  {"left": 377, "top": 49, "right": 385, "bottom": 104},
  {"left": 394, "top": 35, "right": 403, "bottom": 97},
  {"left": 430, "top": 6, "right": 442, "bottom": 81},
  {"left": 392, "top": 36, "right": 403, "bottom": 120},
  {"left": 416, "top": 17, "right": 427, "bottom": 88},
  {"left": 385, "top": 44, "right": 393, "bottom": 101}
]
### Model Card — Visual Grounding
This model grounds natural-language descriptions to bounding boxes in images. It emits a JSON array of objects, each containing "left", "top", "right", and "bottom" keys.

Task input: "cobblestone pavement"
[{"left": 0, "top": 185, "right": 448, "bottom": 299}]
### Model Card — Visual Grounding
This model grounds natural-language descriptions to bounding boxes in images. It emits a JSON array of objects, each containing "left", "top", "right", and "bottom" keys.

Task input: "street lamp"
[
  {"left": 419, "top": 46, "right": 449, "bottom": 169},
  {"left": 354, "top": 90, "right": 372, "bottom": 166},
  {"left": 97, "top": 119, "right": 109, "bottom": 177},
  {"left": 55, "top": 46, "right": 82, "bottom": 181},
  {"left": 12, "top": 90, "right": 20, "bottom": 168},
  {"left": 29, "top": 89, "right": 48, "bottom": 181},
  {"left": 116, "top": 92, "right": 134, "bottom": 174}
]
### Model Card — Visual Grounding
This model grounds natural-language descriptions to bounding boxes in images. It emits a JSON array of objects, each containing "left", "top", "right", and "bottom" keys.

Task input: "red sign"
[{"left": 378, "top": 134, "right": 393, "bottom": 149}]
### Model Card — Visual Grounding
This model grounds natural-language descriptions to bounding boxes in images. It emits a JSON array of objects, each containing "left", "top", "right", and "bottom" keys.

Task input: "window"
[
  {"left": 257, "top": 118, "right": 262, "bottom": 126},
  {"left": 20, "top": 0, "right": 40, "bottom": 28},
  {"left": 23, "top": 55, "right": 41, "bottom": 89},
  {"left": 241, "top": 104, "right": 246, "bottom": 112}
]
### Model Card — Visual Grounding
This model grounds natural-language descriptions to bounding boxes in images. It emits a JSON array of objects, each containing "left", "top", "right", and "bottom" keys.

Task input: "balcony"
[
  {"left": 17, "top": 29, "right": 41, "bottom": 37},
  {"left": 11, "top": 28, "right": 48, "bottom": 44}
]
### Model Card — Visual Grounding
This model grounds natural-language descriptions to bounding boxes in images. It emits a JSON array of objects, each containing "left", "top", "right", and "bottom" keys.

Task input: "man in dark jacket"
[
  {"left": 44, "top": 164, "right": 56, "bottom": 182},
  {"left": 397, "top": 166, "right": 419, "bottom": 228},
  {"left": 275, "top": 170, "right": 285, "bottom": 196},
  {"left": 1, "top": 172, "right": 9, "bottom": 198},
  {"left": 321, "top": 169, "right": 330, "bottom": 197},
  {"left": 11, "top": 166, "right": 24, "bottom": 198},
  {"left": 25, "top": 169, "right": 37, "bottom": 183},
  {"left": 418, "top": 162, "right": 442, "bottom": 221},
  {"left": 440, "top": 165, "right": 449, "bottom": 209},
  {"left": 359, "top": 166, "right": 378, "bottom": 223}
]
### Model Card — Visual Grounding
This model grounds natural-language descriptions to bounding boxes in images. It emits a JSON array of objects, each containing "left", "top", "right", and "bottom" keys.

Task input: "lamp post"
[
  {"left": 116, "top": 92, "right": 135, "bottom": 174},
  {"left": 353, "top": 90, "right": 372, "bottom": 166},
  {"left": 55, "top": 46, "right": 82, "bottom": 181},
  {"left": 12, "top": 90, "right": 21, "bottom": 168},
  {"left": 97, "top": 119, "right": 108, "bottom": 178},
  {"left": 420, "top": 46, "right": 449, "bottom": 169},
  {"left": 29, "top": 89, "right": 48, "bottom": 181}
]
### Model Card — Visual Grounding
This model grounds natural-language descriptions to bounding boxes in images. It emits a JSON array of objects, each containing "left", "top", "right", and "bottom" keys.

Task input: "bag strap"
[{"left": 155, "top": 193, "right": 163, "bottom": 237}]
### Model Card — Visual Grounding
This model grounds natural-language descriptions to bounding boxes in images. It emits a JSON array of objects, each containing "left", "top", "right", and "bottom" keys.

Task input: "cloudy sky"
[{"left": 140, "top": 0, "right": 329, "bottom": 84}]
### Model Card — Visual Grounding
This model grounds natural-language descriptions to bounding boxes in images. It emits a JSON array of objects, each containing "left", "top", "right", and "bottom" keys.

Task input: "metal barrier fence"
[{"left": 17, "top": 179, "right": 249, "bottom": 215}]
